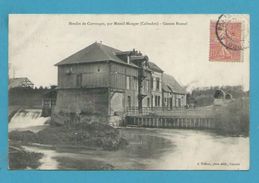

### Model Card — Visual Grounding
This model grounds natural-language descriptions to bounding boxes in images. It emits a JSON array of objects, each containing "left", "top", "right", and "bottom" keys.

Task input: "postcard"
[{"left": 8, "top": 14, "right": 249, "bottom": 170}]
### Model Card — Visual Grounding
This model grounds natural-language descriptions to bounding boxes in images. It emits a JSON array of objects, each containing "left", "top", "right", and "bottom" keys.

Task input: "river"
[
  {"left": 9, "top": 110, "right": 249, "bottom": 170},
  {"left": 18, "top": 128, "right": 249, "bottom": 170}
]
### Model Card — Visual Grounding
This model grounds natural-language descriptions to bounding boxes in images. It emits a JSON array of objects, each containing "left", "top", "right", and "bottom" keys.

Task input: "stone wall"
[{"left": 54, "top": 88, "right": 108, "bottom": 114}]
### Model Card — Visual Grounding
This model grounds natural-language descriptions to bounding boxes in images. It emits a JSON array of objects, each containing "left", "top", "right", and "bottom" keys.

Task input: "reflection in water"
[
  {"left": 121, "top": 131, "right": 173, "bottom": 159},
  {"left": 20, "top": 128, "right": 249, "bottom": 170}
]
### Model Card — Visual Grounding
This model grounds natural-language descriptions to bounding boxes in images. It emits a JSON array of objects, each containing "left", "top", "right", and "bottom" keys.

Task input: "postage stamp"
[{"left": 209, "top": 14, "right": 247, "bottom": 62}]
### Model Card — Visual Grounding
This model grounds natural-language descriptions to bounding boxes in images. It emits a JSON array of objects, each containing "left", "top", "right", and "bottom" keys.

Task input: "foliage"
[
  {"left": 189, "top": 85, "right": 247, "bottom": 107},
  {"left": 9, "top": 122, "right": 128, "bottom": 151},
  {"left": 214, "top": 98, "right": 249, "bottom": 136}
]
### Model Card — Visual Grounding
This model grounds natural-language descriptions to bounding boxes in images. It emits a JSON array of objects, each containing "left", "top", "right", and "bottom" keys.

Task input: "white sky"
[{"left": 9, "top": 14, "right": 250, "bottom": 91}]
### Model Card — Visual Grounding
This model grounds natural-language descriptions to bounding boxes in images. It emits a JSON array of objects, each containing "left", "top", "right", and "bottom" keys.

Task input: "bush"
[{"left": 9, "top": 122, "right": 128, "bottom": 150}]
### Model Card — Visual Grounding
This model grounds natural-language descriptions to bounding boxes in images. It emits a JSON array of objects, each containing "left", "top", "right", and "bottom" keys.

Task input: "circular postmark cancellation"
[{"left": 215, "top": 14, "right": 249, "bottom": 51}]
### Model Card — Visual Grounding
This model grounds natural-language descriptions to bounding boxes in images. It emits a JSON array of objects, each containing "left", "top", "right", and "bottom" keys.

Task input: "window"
[
  {"left": 150, "top": 77, "right": 153, "bottom": 90},
  {"left": 133, "top": 77, "right": 138, "bottom": 90},
  {"left": 65, "top": 67, "right": 73, "bottom": 75},
  {"left": 76, "top": 74, "right": 82, "bottom": 87},
  {"left": 155, "top": 96, "right": 160, "bottom": 107},
  {"left": 156, "top": 78, "right": 160, "bottom": 90},
  {"left": 146, "top": 80, "right": 149, "bottom": 92},
  {"left": 169, "top": 98, "right": 173, "bottom": 109},
  {"left": 147, "top": 98, "right": 150, "bottom": 107},
  {"left": 178, "top": 98, "right": 181, "bottom": 107},
  {"left": 126, "top": 76, "right": 130, "bottom": 89},
  {"left": 127, "top": 96, "right": 131, "bottom": 108}
]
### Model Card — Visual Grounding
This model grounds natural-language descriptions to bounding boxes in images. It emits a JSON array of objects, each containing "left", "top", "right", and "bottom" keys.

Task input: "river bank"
[
  {"left": 9, "top": 121, "right": 128, "bottom": 170},
  {"left": 9, "top": 145, "right": 44, "bottom": 169},
  {"left": 8, "top": 104, "right": 249, "bottom": 170},
  {"left": 214, "top": 98, "right": 249, "bottom": 136},
  {"left": 9, "top": 127, "right": 249, "bottom": 170},
  {"left": 9, "top": 122, "right": 128, "bottom": 151}
]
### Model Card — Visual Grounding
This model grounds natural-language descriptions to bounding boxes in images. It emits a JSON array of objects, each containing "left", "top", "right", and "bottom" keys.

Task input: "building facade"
[
  {"left": 162, "top": 73, "right": 187, "bottom": 109},
  {"left": 149, "top": 62, "right": 163, "bottom": 108},
  {"left": 53, "top": 42, "right": 186, "bottom": 124}
]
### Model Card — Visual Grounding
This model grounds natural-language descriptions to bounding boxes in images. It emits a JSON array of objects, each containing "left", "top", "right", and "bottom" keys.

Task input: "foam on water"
[{"left": 9, "top": 109, "right": 50, "bottom": 132}]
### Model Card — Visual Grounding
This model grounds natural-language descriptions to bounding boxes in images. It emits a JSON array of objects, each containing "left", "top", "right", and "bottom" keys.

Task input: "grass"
[{"left": 213, "top": 97, "right": 249, "bottom": 137}]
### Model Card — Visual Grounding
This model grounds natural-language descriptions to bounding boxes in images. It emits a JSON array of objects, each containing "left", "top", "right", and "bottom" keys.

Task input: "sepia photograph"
[{"left": 8, "top": 14, "right": 250, "bottom": 170}]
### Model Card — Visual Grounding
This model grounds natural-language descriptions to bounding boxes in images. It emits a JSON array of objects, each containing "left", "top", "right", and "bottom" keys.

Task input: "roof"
[
  {"left": 9, "top": 77, "right": 34, "bottom": 89},
  {"left": 162, "top": 73, "right": 186, "bottom": 94},
  {"left": 56, "top": 42, "right": 129, "bottom": 66},
  {"left": 148, "top": 62, "right": 163, "bottom": 73}
]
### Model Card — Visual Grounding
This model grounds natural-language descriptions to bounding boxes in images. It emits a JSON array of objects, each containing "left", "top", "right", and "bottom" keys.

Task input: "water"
[
  {"left": 15, "top": 128, "right": 248, "bottom": 170},
  {"left": 9, "top": 111, "right": 249, "bottom": 170},
  {"left": 22, "top": 145, "right": 59, "bottom": 170},
  {"left": 9, "top": 109, "right": 50, "bottom": 132}
]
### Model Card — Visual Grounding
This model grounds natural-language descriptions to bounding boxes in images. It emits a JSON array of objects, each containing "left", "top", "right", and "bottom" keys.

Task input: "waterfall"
[{"left": 9, "top": 109, "right": 50, "bottom": 132}]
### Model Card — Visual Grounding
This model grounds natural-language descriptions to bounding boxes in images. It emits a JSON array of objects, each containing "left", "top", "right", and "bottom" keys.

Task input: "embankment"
[
  {"left": 9, "top": 122, "right": 128, "bottom": 151},
  {"left": 213, "top": 98, "right": 249, "bottom": 136},
  {"left": 9, "top": 145, "right": 43, "bottom": 169}
]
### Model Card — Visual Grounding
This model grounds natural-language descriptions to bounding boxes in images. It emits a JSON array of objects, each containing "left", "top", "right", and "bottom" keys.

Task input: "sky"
[{"left": 9, "top": 14, "right": 250, "bottom": 91}]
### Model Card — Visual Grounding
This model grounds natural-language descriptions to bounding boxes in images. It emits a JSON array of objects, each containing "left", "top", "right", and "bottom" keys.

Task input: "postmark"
[{"left": 209, "top": 14, "right": 248, "bottom": 62}]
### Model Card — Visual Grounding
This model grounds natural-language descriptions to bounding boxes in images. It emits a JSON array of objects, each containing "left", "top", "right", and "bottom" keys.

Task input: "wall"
[
  {"left": 110, "top": 62, "right": 152, "bottom": 109},
  {"left": 58, "top": 62, "right": 109, "bottom": 89},
  {"left": 151, "top": 71, "right": 163, "bottom": 107},
  {"left": 110, "top": 91, "right": 124, "bottom": 115},
  {"left": 9, "top": 87, "right": 50, "bottom": 108},
  {"left": 162, "top": 91, "right": 171, "bottom": 108},
  {"left": 162, "top": 91, "right": 187, "bottom": 108},
  {"left": 173, "top": 93, "right": 187, "bottom": 107},
  {"left": 110, "top": 62, "right": 138, "bottom": 89},
  {"left": 54, "top": 88, "right": 108, "bottom": 114},
  {"left": 57, "top": 62, "right": 154, "bottom": 118}
]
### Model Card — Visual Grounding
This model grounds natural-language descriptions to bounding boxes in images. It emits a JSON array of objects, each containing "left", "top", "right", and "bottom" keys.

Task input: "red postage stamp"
[{"left": 209, "top": 15, "right": 244, "bottom": 62}]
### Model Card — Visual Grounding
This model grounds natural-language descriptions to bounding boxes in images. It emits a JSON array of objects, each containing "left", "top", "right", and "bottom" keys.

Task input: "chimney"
[{"left": 127, "top": 55, "right": 130, "bottom": 64}]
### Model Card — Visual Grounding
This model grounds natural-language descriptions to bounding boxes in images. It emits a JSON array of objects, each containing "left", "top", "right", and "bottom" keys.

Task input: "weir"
[
  {"left": 125, "top": 116, "right": 216, "bottom": 129},
  {"left": 9, "top": 109, "right": 50, "bottom": 132},
  {"left": 124, "top": 106, "right": 217, "bottom": 129}
]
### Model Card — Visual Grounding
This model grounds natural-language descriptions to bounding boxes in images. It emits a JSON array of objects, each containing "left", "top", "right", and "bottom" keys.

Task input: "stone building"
[
  {"left": 52, "top": 42, "right": 186, "bottom": 125},
  {"left": 162, "top": 73, "right": 187, "bottom": 109}
]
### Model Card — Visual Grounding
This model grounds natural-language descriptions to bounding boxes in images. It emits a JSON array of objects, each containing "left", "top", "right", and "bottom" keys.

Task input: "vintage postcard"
[{"left": 8, "top": 14, "right": 249, "bottom": 170}]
